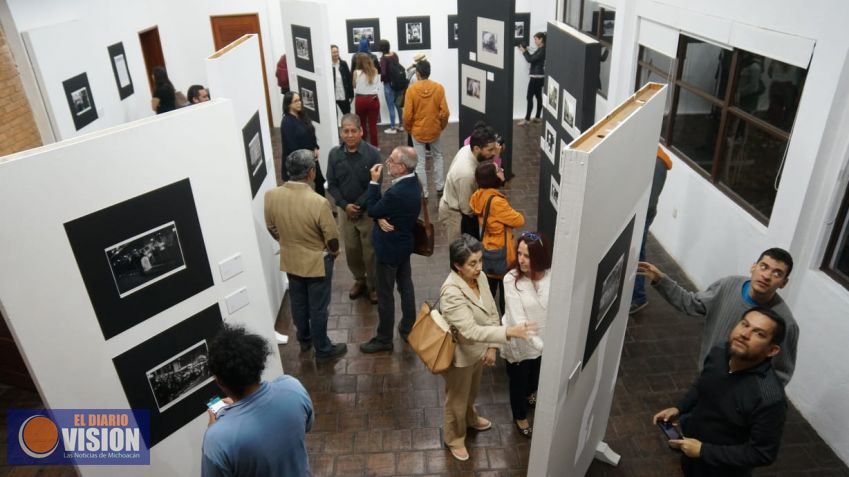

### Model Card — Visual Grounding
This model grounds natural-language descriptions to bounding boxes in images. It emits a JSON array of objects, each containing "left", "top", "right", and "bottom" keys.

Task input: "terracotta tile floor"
[{"left": 1, "top": 121, "right": 846, "bottom": 477}]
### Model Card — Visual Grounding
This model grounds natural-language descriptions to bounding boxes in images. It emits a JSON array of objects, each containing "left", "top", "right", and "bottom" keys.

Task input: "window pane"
[
  {"left": 681, "top": 37, "right": 732, "bottom": 100},
  {"left": 734, "top": 52, "right": 806, "bottom": 132},
  {"left": 718, "top": 116, "right": 787, "bottom": 218},
  {"left": 564, "top": 0, "right": 581, "bottom": 28},
  {"left": 828, "top": 211, "right": 849, "bottom": 282},
  {"left": 599, "top": 44, "right": 612, "bottom": 97},
  {"left": 671, "top": 88, "right": 721, "bottom": 174},
  {"left": 636, "top": 66, "right": 671, "bottom": 140},
  {"left": 640, "top": 46, "right": 673, "bottom": 73}
]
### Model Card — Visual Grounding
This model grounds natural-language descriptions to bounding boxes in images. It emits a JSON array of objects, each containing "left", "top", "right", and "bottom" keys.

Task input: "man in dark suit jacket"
[{"left": 360, "top": 146, "right": 422, "bottom": 353}]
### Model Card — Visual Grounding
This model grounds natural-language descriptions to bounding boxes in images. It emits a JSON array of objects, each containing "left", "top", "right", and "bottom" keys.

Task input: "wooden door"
[
  {"left": 210, "top": 14, "right": 273, "bottom": 129},
  {"left": 138, "top": 26, "right": 166, "bottom": 93}
]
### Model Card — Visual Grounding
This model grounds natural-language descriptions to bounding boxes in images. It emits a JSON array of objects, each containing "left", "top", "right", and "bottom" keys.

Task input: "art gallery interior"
[{"left": 1, "top": 0, "right": 848, "bottom": 475}]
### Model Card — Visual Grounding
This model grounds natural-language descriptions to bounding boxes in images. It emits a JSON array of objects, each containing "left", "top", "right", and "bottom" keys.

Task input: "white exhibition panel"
[
  {"left": 281, "top": 0, "right": 338, "bottom": 172},
  {"left": 528, "top": 84, "right": 666, "bottom": 476},
  {"left": 21, "top": 20, "right": 121, "bottom": 140},
  {"left": 206, "top": 34, "right": 285, "bottom": 317},
  {"left": 0, "top": 101, "right": 281, "bottom": 476}
]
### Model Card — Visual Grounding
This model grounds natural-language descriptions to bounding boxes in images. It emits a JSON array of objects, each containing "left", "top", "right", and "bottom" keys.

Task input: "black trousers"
[
  {"left": 525, "top": 77, "right": 544, "bottom": 120},
  {"left": 505, "top": 357, "right": 541, "bottom": 421},
  {"left": 375, "top": 257, "right": 416, "bottom": 343},
  {"left": 336, "top": 99, "right": 351, "bottom": 115}
]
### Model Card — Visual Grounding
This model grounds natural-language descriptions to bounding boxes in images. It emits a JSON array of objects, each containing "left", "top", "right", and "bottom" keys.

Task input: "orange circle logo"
[{"left": 18, "top": 415, "right": 59, "bottom": 458}]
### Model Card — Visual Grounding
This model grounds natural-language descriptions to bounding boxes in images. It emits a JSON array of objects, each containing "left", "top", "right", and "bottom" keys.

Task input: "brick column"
[{"left": 0, "top": 25, "right": 42, "bottom": 156}]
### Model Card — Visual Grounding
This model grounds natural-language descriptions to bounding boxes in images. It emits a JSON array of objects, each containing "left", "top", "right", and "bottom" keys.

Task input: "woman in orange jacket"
[{"left": 469, "top": 161, "right": 525, "bottom": 313}]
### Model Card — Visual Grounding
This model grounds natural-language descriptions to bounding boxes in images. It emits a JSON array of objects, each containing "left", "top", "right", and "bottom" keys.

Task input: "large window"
[
  {"left": 823, "top": 183, "right": 849, "bottom": 290},
  {"left": 564, "top": 1, "right": 615, "bottom": 98},
  {"left": 635, "top": 36, "right": 807, "bottom": 222}
]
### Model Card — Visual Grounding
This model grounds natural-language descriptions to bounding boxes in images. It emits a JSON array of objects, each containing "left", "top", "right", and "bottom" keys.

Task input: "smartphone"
[
  {"left": 657, "top": 421, "right": 683, "bottom": 440},
  {"left": 207, "top": 396, "right": 227, "bottom": 416}
]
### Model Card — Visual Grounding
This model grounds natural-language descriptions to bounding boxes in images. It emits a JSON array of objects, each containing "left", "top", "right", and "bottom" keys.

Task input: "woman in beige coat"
[{"left": 439, "top": 234, "right": 536, "bottom": 461}]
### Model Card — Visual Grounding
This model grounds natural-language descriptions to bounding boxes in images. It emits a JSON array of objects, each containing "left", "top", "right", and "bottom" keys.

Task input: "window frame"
[
  {"left": 564, "top": 1, "right": 614, "bottom": 98},
  {"left": 822, "top": 181, "right": 849, "bottom": 290}
]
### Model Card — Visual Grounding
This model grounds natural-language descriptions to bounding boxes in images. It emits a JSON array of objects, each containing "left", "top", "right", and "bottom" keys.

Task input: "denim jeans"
[
  {"left": 631, "top": 158, "right": 668, "bottom": 305},
  {"left": 375, "top": 257, "right": 416, "bottom": 343},
  {"left": 383, "top": 83, "right": 402, "bottom": 128},
  {"left": 412, "top": 136, "right": 445, "bottom": 192},
  {"left": 287, "top": 254, "right": 334, "bottom": 354}
]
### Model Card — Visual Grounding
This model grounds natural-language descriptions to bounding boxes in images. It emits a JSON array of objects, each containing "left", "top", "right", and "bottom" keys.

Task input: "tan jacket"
[
  {"left": 439, "top": 145, "right": 478, "bottom": 216},
  {"left": 264, "top": 182, "right": 339, "bottom": 277},
  {"left": 440, "top": 270, "right": 508, "bottom": 367},
  {"left": 402, "top": 79, "right": 449, "bottom": 143}
]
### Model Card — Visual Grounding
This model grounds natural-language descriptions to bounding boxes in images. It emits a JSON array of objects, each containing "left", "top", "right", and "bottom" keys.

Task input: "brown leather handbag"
[
  {"left": 408, "top": 301, "right": 457, "bottom": 374},
  {"left": 412, "top": 197, "right": 434, "bottom": 257}
]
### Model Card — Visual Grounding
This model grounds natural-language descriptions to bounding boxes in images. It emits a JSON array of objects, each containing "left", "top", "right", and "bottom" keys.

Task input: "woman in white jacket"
[{"left": 501, "top": 231, "right": 551, "bottom": 438}]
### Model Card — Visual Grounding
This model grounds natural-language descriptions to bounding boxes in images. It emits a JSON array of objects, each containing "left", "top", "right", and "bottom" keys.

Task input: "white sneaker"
[
  {"left": 518, "top": 120, "right": 529, "bottom": 126},
  {"left": 384, "top": 127, "right": 398, "bottom": 134}
]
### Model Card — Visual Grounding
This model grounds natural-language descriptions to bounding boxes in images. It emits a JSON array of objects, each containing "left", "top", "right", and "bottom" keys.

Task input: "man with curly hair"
[{"left": 201, "top": 325, "right": 313, "bottom": 477}]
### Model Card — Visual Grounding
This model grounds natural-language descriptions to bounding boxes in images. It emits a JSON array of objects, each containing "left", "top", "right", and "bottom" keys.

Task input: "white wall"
[
  {"left": 601, "top": 0, "right": 849, "bottom": 463},
  {"left": 0, "top": 100, "right": 282, "bottom": 475}
]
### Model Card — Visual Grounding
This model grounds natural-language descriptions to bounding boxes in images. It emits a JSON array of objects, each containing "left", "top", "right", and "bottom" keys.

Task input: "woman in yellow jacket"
[{"left": 469, "top": 161, "right": 525, "bottom": 313}]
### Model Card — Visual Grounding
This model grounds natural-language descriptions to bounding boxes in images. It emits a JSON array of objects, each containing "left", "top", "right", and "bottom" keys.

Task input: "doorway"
[
  {"left": 210, "top": 14, "right": 273, "bottom": 129},
  {"left": 138, "top": 26, "right": 166, "bottom": 94}
]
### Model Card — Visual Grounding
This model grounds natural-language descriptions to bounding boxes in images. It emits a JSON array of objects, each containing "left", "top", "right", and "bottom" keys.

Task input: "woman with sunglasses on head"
[
  {"left": 469, "top": 161, "right": 525, "bottom": 314},
  {"left": 501, "top": 231, "right": 551, "bottom": 438}
]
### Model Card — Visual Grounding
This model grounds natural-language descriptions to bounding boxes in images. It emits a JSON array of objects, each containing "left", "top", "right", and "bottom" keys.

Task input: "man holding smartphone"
[{"left": 653, "top": 307, "right": 788, "bottom": 477}]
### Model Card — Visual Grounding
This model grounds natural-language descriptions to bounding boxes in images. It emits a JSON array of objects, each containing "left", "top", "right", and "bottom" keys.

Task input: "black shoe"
[
  {"left": 359, "top": 337, "right": 393, "bottom": 354},
  {"left": 315, "top": 343, "right": 347, "bottom": 362},
  {"left": 515, "top": 421, "right": 532, "bottom": 438},
  {"left": 299, "top": 341, "right": 312, "bottom": 353}
]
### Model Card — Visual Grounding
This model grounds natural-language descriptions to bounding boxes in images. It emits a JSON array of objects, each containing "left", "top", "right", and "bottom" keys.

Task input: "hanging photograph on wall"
[
  {"left": 540, "top": 120, "right": 556, "bottom": 164},
  {"left": 107, "top": 42, "right": 134, "bottom": 100},
  {"left": 62, "top": 72, "right": 98, "bottom": 130},
  {"left": 549, "top": 176, "right": 561, "bottom": 212},
  {"left": 296, "top": 76, "right": 320, "bottom": 124},
  {"left": 447, "top": 14, "right": 459, "bottom": 49},
  {"left": 460, "top": 64, "right": 486, "bottom": 114},
  {"left": 64, "top": 178, "right": 214, "bottom": 340},
  {"left": 583, "top": 215, "right": 635, "bottom": 368},
  {"left": 242, "top": 111, "right": 267, "bottom": 198},
  {"left": 513, "top": 12, "right": 530, "bottom": 46},
  {"left": 476, "top": 17, "right": 504, "bottom": 69},
  {"left": 396, "top": 16, "right": 431, "bottom": 50},
  {"left": 113, "top": 304, "right": 223, "bottom": 447},
  {"left": 544, "top": 76, "right": 560, "bottom": 118},
  {"left": 346, "top": 18, "right": 381, "bottom": 54},
  {"left": 290, "top": 25, "right": 314, "bottom": 73},
  {"left": 562, "top": 88, "right": 581, "bottom": 139}
]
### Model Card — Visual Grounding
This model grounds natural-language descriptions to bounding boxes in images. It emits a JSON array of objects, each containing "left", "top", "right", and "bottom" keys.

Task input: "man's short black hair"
[
  {"left": 415, "top": 60, "right": 431, "bottom": 79},
  {"left": 742, "top": 307, "right": 787, "bottom": 346},
  {"left": 758, "top": 248, "right": 793, "bottom": 277},
  {"left": 469, "top": 126, "right": 497, "bottom": 150},
  {"left": 187, "top": 84, "right": 205, "bottom": 103},
  {"left": 208, "top": 325, "right": 270, "bottom": 397}
]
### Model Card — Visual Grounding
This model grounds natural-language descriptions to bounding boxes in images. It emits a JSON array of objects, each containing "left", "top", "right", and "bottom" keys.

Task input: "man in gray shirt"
[{"left": 639, "top": 248, "right": 799, "bottom": 385}]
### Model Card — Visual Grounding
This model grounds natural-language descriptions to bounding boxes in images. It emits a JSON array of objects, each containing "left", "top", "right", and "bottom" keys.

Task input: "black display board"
[
  {"left": 536, "top": 22, "right": 600, "bottom": 240},
  {"left": 107, "top": 42, "right": 134, "bottom": 100},
  {"left": 457, "top": 0, "right": 515, "bottom": 179}
]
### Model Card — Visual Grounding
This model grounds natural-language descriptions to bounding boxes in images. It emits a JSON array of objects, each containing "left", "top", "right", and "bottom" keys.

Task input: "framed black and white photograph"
[
  {"left": 291, "top": 25, "right": 314, "bottom": 72},
  {"left": 460, "top": 64, "right": 486, "bottom": 114},
  {"left": 107, "top": 42, "right": 134, "bottom": 100},
  {"left": 513, "top": 12, "right": 530, "bottom": 46},
  {"left": 447, "top": 15, "right": 459, "bottom": 49},
  {"left": 242, "top": 111, "right": 267, "bottom": 198},
  {"left": 64, "top": 179, "right": 214, "bottom": 340},
  {"left": 346, "top": 18, "right": 381, "bottom": 54},
  {"left": 476, "top": 17, "right": 504, "bottom": 69},
  {"left": 562, "top": 88, "right": 580, "bottom": 139},
  {"left": 113, "top": 304, "right": 223, "bottom": 447},
  {"left": 544, "top": 76, "right": 560, "bottom": 118},
  {"left": 397, "top": 16, "right": 431, "bottom": 50},
  {"left": 583, "top": 215, "right": 636, "bottom": 368},
  {"left": 62, "top": 72, "right": 98, "bottom": 130},
  {"left": 296, "top": 76, "right": 320, "bottom": 124},
  {"left": 550, "top": 175, "right": 561, "bottom": 212},
  {"left": 540, "top": 120, "right": 556, "bottom": 164}
]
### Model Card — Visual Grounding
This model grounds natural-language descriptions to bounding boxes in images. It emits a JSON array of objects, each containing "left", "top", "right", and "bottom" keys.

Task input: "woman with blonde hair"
[{"left": 352, "top": 52, "right": 382, "bottom": 147}]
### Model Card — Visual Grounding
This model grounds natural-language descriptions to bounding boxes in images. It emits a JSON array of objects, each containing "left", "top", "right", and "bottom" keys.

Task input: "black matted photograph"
[
  {"left": 583, "top": 215, "right": 636, "bottom": 368},
  {"left": 346, "top": 18, "right": 381, "bottom": 54},
  {"left": 562, "top": 88, "right": 581, "bottom": 139},
  {"left": 290, "top": 25, "right": 314, "bottom": 72},
  {"left": 64, "top": 179, "right": 214, "bottom": 340},
  {"left": 540, "top": 120, "right": 556, "bottom": 164},
  {"left": 447, "top": 14, "right": 459, "bottom": 49},
  {"left": 545, "top": 76, "right": 560, "bottom": 119},
  {"left": 113, "top": 304, "right": 223, "bottom": 447},
  {"left": 397, "top": 16, "right": 431, "bottom": 50},
  {"left": 105, "top": 221, "right": 187, "bottom": 298},
  {"left": 242, "top": 111, "right": 267, "bottom": 198},
  {"left": 107, "top": 42, "right": 134, "bottom": 100},
  {"left": 296, "top": 75, "right": 320, "bottom": 124},
  {"left": 62, "top": 72, "right": 98, "bottom": 130},
  {"left": 513, "top": 12, "right": 530, "bottom": 46}
]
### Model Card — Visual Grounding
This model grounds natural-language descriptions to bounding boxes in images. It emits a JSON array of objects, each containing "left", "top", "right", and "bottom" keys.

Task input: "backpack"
[{"left": 388, "top": 57, "right": 409, "bottom": 92}]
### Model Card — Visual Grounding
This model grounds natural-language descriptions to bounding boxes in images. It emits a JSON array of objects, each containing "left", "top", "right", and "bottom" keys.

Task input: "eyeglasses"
[{"left": 521, "top": 232, "right": 542, "bottom": 246}]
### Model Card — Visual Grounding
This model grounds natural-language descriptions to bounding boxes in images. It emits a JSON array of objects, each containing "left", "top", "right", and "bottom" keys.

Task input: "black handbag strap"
[{"left": 481, "top": 195, "right": 508, "bottom": 252}]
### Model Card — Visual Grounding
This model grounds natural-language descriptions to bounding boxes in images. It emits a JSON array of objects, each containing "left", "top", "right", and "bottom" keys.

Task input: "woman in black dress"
[
  {"left": 280, "top": 91, "right": 325, "bottom": 196},
  {"left": 151, "top": 67, "right": 176, "bottom": 114}
]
